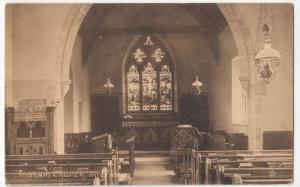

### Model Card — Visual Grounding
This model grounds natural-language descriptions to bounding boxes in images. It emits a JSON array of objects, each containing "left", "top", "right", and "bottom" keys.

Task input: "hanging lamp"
[
  {"left": 254, "top": 4, "right": 281, "bottom": 83},
  {"left": 192, "top": 76, "right": 203, "bottom": 95},
  {"left": 103, "top": 54, "right": 114, "bottom": 95}
]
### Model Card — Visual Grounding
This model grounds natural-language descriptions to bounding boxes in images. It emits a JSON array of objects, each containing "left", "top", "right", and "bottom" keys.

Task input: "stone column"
[
  {"left": 5, "top": 107, "right": 14, "bottom": 155},
  {"left": 51, "top": 79, "right": 72, "bottom": 154},
  {"left": 254, "top": 80, "right": 267, "bottom": 150},
  {"left": 46, "top": 107, "right": 55, "bottom": 154},
  {"left": 53, "top": 102, "right": 65, "bottom": 154},
  {"left": 247, "top": 58, "right": 256, "bottom": 150},
  {"left": 247, "top": 60, "right": 266, "bottom": 150}
]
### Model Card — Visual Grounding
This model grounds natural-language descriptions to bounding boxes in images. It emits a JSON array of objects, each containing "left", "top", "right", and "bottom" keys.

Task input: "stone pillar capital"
[
  {"left": 61, "top": 79, "right": 72, "bottom": 100},
  {"left": 239, "top": 74, "right": 250, "bottom": 94}
]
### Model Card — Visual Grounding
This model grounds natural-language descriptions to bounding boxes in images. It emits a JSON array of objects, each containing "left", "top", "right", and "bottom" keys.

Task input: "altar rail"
[{"left": 6, "top": 152, "right": 120, "bottom": 185}]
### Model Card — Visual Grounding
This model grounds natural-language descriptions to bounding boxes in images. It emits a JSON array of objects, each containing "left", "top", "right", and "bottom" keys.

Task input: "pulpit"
[
  {"left": 171, "top": 125, "right": 199, "bottom": 152},
  {"left": 5, "top": 99, "right": 55, "bottom": 155}
]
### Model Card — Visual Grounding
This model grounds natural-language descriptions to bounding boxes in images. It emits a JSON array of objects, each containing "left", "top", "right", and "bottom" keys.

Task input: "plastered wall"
[
  {"left": 9, "top": 4, "right": 73, "bottom": 101},
  {"left": 207, "top": 26, "right": 237, "bottom": 132},
  {"left": 64, "top": 35, "right": 91, "bottom": 133}
]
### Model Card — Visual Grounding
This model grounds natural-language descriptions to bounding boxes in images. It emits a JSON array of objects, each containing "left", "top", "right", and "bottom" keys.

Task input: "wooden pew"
[
  {"left": 126, "top": 136, "right": 135, "bottom": 177},
  {"left": 113, "top": 136, "right": 136, "bottom": 185},
  {"left": 172, "top": 150, "right": 193, "bottom": 184},
  {"left": 189, "top": 149, "right": 293, "bottom": 184},
  {"left": 6, "top": 152, "right": 120, "bottom": 185},
  {"left": 217, "top": 166, "right": 293, "bottom": 184},
  {"left": 91, "top": 133, "right": 113, "bottom": 153},
  {"left": 170, "top": 126, "right": 205, "bottom": 184}
]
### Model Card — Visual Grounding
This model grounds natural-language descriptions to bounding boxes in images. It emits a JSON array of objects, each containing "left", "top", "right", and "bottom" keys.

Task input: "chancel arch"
[{"left": 56, "top": 3, "right": 256, "bottom": 152}]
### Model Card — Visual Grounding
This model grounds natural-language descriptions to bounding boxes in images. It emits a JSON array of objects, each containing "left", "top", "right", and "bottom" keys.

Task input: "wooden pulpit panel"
[{"left": 5, "top": 99, "right": 55, "bottom": 155}]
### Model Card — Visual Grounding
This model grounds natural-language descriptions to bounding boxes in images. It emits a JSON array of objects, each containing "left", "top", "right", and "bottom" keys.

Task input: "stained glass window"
[
  {"left": 126, "top": 35, "right": 175, "bottom": 113},
  {"left": 127, "top": 65, "right": 140, "bottom": 111},
  {"left": 160, "top": 65, "right": 172, "bottom": 111},
  {"left": 142, "top": 63, "right": 157, "bottom": 111}
]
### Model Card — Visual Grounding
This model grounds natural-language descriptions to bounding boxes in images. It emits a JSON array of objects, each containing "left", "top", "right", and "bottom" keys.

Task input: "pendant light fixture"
[
  {"left": 192, "top": 76, "right": 203, "bottom": 95},
  {"left": 254, "top": 4, "right": 281, "bottom": 84},
  {"left": 103, "top": 53, "right": 114, "bottom": 96}
]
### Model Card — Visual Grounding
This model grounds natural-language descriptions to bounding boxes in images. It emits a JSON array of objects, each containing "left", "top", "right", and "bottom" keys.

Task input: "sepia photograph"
[{"left": 4, "top": 1, "right": 294, "bottom": 185}]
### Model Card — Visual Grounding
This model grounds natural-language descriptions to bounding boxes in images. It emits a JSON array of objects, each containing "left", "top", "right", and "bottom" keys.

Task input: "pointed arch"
[{"left": 122, "top": 35, "right": 178, "bottom": 114}]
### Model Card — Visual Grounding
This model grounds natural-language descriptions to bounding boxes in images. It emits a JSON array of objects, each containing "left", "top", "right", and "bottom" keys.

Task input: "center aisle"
[{"left": 130, "top": 156, "right": 179, "bottom": 185}]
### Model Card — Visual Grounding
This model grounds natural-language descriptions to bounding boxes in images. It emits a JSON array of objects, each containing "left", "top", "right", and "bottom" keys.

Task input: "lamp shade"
[
  {"left": 255, "top": 43, "right": 282, "bottom": 62},
  {"left": 192, "top": 76, "right": 203, "bottom": 95},
  {"left": 192, "top": 76, "right": 203, "bottom": 87},
  {"left": 104, "top": 78, "right": 114, "bottom": 89}
]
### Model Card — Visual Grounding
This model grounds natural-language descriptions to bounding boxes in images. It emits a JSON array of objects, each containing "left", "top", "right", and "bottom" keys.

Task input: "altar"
[{"left": 121, "top": 113, "right": 177, "bottom": 150}]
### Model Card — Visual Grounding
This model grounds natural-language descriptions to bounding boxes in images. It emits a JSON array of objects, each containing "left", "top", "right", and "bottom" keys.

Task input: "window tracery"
[{"left": 126, "top": 35, "right": 174, "bottom": 112}]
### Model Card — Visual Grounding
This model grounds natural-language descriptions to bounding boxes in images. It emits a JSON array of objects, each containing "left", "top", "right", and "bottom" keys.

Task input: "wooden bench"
[
  {"left": 91, "top": 133, "right": 113, "bottom": 153},
  {"left": 126, "top": 136, "right": 135, "bottom": 177},
  {"left": 6, "top": 152, "right": 120, "bottom": 185},
  {"left": 190, "top": 149, "right": 293, "bottom": 184},
  {"left": 170, "top": 127, "right": 203, "bottom": 184},
  {"left": 171, "top": 150, "right": 193, "bottom": 184},
  {"left": 217, "top": 166, "right": 293, "bottom": 184},
  {"left": 109, "top": 136, "right": 136, "bottom": 185},
  {"left": 171, "top": 149, "right": 293, "bottom": 184}
]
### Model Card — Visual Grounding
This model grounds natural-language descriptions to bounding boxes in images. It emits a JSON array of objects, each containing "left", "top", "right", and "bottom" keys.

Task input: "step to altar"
[
  {"left": 119, "top": 150, "right": 171, "bottom": 157},
  {"left": 135, "top": 156, "right": 170, "bottom": 163}
]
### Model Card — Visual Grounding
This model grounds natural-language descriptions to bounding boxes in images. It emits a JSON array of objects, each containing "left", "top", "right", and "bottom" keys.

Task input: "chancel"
[{"left": 5, "top": 3, "right": 294, "bottom": 185}]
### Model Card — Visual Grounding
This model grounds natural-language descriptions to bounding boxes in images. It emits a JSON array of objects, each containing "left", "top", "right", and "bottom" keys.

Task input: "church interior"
[{"left": 5, "top": 3, "right": 294, "bottom": 185}]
